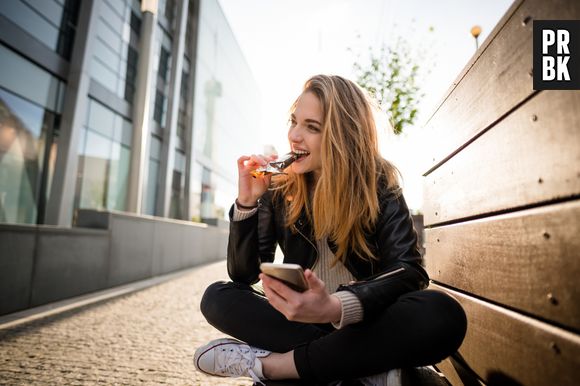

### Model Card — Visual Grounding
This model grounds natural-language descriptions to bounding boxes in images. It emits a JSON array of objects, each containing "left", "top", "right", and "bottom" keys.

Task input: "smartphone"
[{"left": 260, "top": 263, "right": 309, "bottom": 292}]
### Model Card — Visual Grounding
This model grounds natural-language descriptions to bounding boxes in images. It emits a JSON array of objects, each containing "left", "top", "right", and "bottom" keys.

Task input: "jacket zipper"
[
  {"left": 351, "top": 266, "right": 406, "bottom": 285},
  {"left": 295, "top": 222, "right": 319, "bottom": 270},
  {"left": 373, "top": 266, "right": 405, "bottom": 280}
]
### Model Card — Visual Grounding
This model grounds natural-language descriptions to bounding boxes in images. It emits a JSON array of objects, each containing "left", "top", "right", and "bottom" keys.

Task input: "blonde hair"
[{"left": 274, "top": 75, "right": 400, "bottom": 264}]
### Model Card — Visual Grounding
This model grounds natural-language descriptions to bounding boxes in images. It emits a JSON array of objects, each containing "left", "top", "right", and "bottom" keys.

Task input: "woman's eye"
[{"left": 308, "top": 125, "right": 320, "bottom": 132}]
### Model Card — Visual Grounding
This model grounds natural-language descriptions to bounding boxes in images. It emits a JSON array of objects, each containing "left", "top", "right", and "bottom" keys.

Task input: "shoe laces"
[{"left": 215, "top": 344, "right": 264, "bottom": 385}]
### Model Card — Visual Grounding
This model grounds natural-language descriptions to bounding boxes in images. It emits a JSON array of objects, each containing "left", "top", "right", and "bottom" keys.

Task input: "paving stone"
[{"left": 0, "top": 261, "right": 253, "bottom": 385}]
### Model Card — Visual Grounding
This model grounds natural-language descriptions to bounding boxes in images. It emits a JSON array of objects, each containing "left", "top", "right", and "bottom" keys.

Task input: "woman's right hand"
[{"left": 236, "top": 154, "right": 277, "bottom": 206}]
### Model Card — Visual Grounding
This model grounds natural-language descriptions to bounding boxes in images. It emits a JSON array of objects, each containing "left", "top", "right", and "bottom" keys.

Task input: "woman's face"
[{"left": 287, "top": 91, "right": 323, "bottom": 180}]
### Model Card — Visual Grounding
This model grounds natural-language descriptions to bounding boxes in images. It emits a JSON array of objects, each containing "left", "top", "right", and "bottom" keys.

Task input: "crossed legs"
[{"left": 200, "top": 281, "right": 466, "bottom": 384}]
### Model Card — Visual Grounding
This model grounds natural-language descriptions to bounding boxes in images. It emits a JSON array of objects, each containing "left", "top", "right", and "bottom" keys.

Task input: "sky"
[{"left": 217, "top": 0, "right": 513, "bottom": 211}]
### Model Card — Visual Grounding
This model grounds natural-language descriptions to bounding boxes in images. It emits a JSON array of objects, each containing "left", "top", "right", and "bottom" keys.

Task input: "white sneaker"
[
  {"left": 356, "top": 368, "right": 401, "bottom": 386},
  {"left": 194, "top": 338, "right": 271, "bottom": 384}
]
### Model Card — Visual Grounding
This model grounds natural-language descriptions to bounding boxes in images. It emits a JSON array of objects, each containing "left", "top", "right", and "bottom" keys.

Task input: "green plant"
[{"left": 352, "top": 34, "right": 430, "bottom": 135}]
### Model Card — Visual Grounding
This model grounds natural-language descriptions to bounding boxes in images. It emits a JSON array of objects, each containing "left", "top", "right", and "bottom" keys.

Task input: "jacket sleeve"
[
  {"left": 227, "top": 191, "right": 277, "bottom": 284},
  {"left": 337, "top": 190, "right": 429, "bottom": 320}
]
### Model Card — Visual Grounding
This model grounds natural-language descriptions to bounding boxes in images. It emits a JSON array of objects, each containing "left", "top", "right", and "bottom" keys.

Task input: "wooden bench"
[{"left": 421, "top": 0, "right": 580, "bottom": 385}]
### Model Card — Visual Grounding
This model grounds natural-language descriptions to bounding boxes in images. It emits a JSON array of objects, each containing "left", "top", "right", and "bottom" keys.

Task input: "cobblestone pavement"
[{"left": 0, "top": 261, "right": 254, "bottom": 385}]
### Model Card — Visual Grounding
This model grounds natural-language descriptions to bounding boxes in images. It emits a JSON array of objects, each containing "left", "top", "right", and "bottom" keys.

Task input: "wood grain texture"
[
  {"left": 425, "top": 200, "right": 580, "bottom": 330},
  {"left": 423, "top": 0, "right": 580, "bottom": 174},
  {"left": 435, "top": 357, "right": 485, "bottom": 386},
  {"left": 423, "top": 90, "right": 580, "bottom": 226},
  {"left": 429, "top": 283, "right": 580, "bottom": 386}
]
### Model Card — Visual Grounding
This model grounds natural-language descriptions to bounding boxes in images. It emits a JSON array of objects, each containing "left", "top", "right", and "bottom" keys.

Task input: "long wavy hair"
[{"left": 273, "top": 75, "right": 401, "bottom": 265}]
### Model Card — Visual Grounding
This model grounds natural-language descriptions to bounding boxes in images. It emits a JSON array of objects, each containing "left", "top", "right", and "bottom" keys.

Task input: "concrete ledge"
[
  {"left": 0, "top": 225, "right": 35, "bottom": 315},
  {"left": 32, "top": 227, "right": 110, "bottom": 307},
  {"left": 0, "top": 224, "right": 109, "bottom": 315},
  {"left": 0, "top": 210, "right": 228, "bottom": 316},
  {"left": 76, "top": 210, "right": 228, "bottom": 287}
]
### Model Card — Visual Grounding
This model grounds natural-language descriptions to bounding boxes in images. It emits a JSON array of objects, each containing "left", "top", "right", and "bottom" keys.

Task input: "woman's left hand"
[{"left": 260, "top": 269, "right": 342, "bottom": 324}]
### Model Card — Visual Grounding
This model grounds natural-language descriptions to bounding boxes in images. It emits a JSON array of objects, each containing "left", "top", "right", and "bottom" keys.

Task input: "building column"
[
  {"left": 126, "top": 0, "right": 159, "bottom": 214},
  {"left": 45, "top": 0, "right": 101, "bottom": 226},
  {"left": 184, "top": 0, "right": 201, "bottom": 222},
  {"left": 157, "top": 0, "right": 189, "bottom": 218}
]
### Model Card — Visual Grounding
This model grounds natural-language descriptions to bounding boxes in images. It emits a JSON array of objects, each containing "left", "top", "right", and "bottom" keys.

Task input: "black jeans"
[{"left": 200, "top": 281, "right": 467, "bottom": 384}]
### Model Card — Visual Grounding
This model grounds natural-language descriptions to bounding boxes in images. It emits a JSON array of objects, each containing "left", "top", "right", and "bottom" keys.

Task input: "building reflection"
[{"left": 0, "top": 0, "right": 260, "bottom": 226}]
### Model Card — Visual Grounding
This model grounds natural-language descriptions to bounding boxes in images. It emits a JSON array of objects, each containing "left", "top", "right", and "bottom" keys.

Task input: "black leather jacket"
[{"left": 227, "top": 186, "right": 429, "bottom": 321}]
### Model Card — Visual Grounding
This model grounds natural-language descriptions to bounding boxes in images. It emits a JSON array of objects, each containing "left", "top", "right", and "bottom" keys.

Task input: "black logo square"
[{"left": 533, "top": 20, "right": 580, "bottom": 90}]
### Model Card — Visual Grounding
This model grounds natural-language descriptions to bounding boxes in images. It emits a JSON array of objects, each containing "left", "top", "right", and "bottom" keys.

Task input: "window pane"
[
  {"left": 144, "top": 159, "right": 159, "bottom": 215},
  {"left": 130, "top": 11, "right": 141, "bottom": 34},
  {"left": 189, "top": 162, "right": 202, "bottom": 221},
  {"left": 120, "top": 119, "right": 133, "bottom": 146},
  {"left": 103, "top": 0, "right": 125, "bottom": 19},
  {"left": 78, "top": 130, "right": 111, "bottom": 209},
  {"left": 149, "top": 135, "right": 161, "bottom": 160},
  {"left": 100, "top": 2, "right": 124, "bottom": 35},
  {"left": 169, "top": 150, "right": 185, "bottom": 219},
  {"left": 174, "top": 150, "right": 185, "bottom": 172},
  {"left": 94, "top": 38, "right": 121, "bottom": 73},
  {"left": 169, "top": 169, "right": 183, "bottom": 219},
  {"left": 0, "top": 1, "right": 59, "bottom": 50},
  {"left": 153, "top": 90, "right": 166, "bottom": 126},
  {"left": 130, "top": 0, "right": 141, "bottom": 14},
  {"left": 75, "top": 100, "right": 132, "bottom": 215},
  {"left": 87, "top": 100, "right": 115, "bottom": 138},
  {"left": 158, "top": 47, "right": 170, "bottom": 82},
  {"left": 22, "top": 0, "right": 64, "bottom": 27},
  {"left": 96, "top": 19, "right": 122, "bottom": 54},
  {"left": 107, "top": 142, "right": 130, "bottom": 211},
  {"left": 0, "top": 44, "right": 62, "bottom": 112},
  {"left": 0, "top": 87, "right": 46, "bottom": 224},
  {"left": 124, "top": 47, "right": 138, "bottom": 103},
  {"left": 91, "top": 57, "right": 118, "bottom": 93}
]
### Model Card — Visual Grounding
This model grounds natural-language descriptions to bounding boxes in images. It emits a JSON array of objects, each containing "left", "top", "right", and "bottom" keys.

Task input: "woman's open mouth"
[{"left": 293, "top": 150, "right": 310, "bottom": 162}]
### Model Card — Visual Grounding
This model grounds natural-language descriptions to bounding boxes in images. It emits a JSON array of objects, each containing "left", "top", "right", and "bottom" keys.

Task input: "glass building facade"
[
  {"left": 0, "top": 0, "right": 260, "bottom": 226},
  {"left": 191, "top": 0, "right": 260, "bottom": 221}
]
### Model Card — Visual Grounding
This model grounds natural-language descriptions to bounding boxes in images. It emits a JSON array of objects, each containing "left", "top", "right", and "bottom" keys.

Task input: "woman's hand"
[
  {"left": 237, "top": 154, "right": 277, "bottom": 206},
  {"left": 260, "top": 269, "right": 342, "bottom": 324}
]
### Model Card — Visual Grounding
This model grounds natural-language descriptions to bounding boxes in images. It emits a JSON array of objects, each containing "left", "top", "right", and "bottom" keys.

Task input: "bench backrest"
[{"left": 422, "top": 0, "right": 580, "bottom": 385}]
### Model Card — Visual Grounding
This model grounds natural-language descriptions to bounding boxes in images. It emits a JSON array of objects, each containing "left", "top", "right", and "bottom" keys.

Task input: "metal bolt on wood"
[
  {"left": 522, "top": 16, "right": 532, "bottom": 26},
  {"left": 547, "top": 293, "right": 558, "bottom": 305}
]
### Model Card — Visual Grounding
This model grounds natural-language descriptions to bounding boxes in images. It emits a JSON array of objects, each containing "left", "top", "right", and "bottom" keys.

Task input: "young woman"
[{"left": 194, "top": 75, "right": 466, "bottom": 385}]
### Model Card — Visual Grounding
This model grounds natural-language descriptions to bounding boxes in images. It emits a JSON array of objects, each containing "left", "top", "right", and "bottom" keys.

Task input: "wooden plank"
[
  {"left": 435, "top": 357, "right": 485, "bottom": 386},
  {"left": 423, "top": 90, "right": 580, "bottom": 226},
  {"left": 429, "top": 283, "right": 580, "bottom": 386},
  {"left": 423, "top": 0, "right": 580, "bottom": 174},
  {"left": 425, "top": 200, "right": 580, "bottom": 331}
]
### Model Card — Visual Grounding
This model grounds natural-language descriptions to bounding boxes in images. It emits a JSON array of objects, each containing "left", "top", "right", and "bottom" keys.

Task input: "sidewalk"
[{"left": 0, "top": 261, "right": 253, "bottom": 385}]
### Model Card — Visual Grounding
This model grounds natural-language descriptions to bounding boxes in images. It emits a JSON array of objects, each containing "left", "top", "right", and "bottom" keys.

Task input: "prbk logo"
[{"left": 533, "top": 20, "right": 580, "bottom": 90}]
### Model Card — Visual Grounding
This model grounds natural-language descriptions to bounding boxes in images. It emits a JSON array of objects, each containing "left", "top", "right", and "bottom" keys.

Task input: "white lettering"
[
  {"left": 543, "top": 56, "right": 556, "bottom": 81},
  {"left": 557, "top": 30, "right": 570, "bottom": 55},
  {"left": 543, "top": 30, "right": 555, "bottom": 54},
  {"left": 557, "top": 56, "right": 570, "bottom": 80}
]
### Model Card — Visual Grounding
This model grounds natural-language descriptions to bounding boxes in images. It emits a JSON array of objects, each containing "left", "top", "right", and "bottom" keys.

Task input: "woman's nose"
[{"left": 288, "top": 125, "right": 302, "bottom": 143}]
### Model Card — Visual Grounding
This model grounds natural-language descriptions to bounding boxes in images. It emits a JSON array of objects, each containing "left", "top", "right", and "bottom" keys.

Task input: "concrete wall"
[
  {"left": 0, "top": 225, "right": 36, "bottom": 315},
  {"left": 0, "top": 211, "right": 228, "bottom": 316},
  {"left": 0, "top": 224, "right": 109, "bottom": 315}
]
